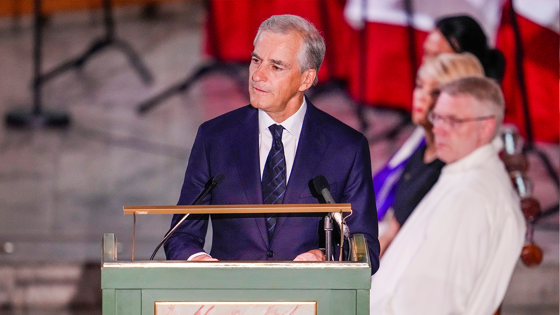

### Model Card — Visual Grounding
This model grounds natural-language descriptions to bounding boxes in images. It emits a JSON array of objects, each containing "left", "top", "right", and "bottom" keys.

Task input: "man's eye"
[
  {"left": 272, "top": 66, "right": 281, "bottom": 70},
  {"left": 449, "top": 117, "right": 460, "bottom": 125},
  {"left": 251, "top": 58, "right": 260, "bottom": 63}
]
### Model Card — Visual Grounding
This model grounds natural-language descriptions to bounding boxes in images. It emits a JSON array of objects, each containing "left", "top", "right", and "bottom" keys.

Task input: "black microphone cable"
[{"left": 149, "top": 174, "right": 225, "bottom": 260}]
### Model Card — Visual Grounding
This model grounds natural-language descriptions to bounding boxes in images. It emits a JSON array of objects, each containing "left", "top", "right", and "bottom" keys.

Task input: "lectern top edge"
[
  {"left": 123, "top": 203, "right": 353, "bottom": 215},
  {"left": 102, "top": 261, "right": 370, "bottom": 269}
]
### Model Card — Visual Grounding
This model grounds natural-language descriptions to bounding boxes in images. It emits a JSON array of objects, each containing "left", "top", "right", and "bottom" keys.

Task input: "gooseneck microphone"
[
  {"left": 312, "top": 175, "right": 350, "bottom": 238},
  {"left": 191, "top": 173, "right": 226, "bottom": 206},
  {"left": 150, "top": 173, "right": 225, "bottom": 260}
]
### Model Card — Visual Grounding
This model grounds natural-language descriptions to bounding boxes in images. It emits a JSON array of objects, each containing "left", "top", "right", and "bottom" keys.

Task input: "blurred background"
[{"left": 0, "top": 0, "right": 557, "bottom": 314}]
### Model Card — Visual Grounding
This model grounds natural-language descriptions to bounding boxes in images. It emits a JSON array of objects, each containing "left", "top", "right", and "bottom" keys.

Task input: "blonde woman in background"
[{"left": 378, "top": 53, "right": 484, "bottom": 256}]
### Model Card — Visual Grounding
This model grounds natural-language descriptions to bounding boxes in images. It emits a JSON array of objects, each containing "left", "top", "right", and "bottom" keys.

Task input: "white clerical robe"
[{"left": 370, "top": 139, "right": 526, "bottom": 315}]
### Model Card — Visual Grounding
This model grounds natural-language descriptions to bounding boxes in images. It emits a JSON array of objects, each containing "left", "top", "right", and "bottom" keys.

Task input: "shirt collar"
[
  {"left": 258, "top": 98, "right": 307, "bottom": 138},
  {"left": 442, "top": 136, "right": 503, "bottom": 174}
]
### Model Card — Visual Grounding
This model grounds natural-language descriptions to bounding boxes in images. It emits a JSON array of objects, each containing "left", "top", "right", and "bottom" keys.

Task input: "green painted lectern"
[{"left": 101, "top": 204, "right": 371, "bottom": 315}]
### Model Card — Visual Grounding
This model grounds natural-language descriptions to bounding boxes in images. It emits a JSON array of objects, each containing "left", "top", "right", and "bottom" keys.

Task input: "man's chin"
[
  {"left": 249, "top": 97, "right": 273, "bottom": 111},
  {"left": 250, "top": 101, "right": 265, "bottom": 110},
  {"left": 435, "top": 145, "right": 448, "bottom": 161},
  {"left": 436, "top": 151, "right": 456, "bottom": 164}
]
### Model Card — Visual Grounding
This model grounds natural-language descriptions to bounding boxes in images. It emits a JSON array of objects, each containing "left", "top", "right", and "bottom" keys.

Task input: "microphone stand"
[
  {"left": 324, "top": 214, "right": 334, "bottom": 261},
  {"left": 313, "top": 175, "right": 349, "bottom": 261}
]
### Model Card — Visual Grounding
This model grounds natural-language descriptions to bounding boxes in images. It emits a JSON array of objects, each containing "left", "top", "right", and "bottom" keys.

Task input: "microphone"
[
  {"left": 150, "top": 173, "right": 225, "bottom": 260},
  {"left": 312, "top": 175, "right": 350, "bottom": 238},
  {"left": 191, "top": 173, "right": 225, "bottom": 206}
]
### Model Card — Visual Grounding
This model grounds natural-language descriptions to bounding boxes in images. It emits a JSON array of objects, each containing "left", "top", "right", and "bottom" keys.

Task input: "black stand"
[
  {"left": 36, "top": 0, "right": 153, "bottom": 86},
  {"left": 6, "top": 0, "right": 154, "bottom": 128},
  {"left": 509, "top": 1, "right": 559, "bottom": 217},
  {"left": 5, "top": 0, "right": 70, "bottom": 128},
  {"left": 137, "top": 61, "right": 247, "bottom": 114},
  {"left": 356, "top": 0, "right": 371, "bottom": 133},
  {"left": 403, "top": 0, "right": 418, "bottom": 89}
]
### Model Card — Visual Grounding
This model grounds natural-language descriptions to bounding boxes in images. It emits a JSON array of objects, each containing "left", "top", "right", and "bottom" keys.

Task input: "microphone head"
[
  {"left": 312, "top": 175, "right": 330, "bottom": 192},
  {"left": 213, "top": 173, "right": 225, "bottom": 185}
]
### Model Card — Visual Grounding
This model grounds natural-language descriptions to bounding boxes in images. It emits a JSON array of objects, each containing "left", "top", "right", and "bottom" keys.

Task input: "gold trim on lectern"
[
  {"left": 123, "top": 203, "right": 352, "bottom": 215},
  {"left": 123, "top": 204, "right": 352, "bottom": 261}
]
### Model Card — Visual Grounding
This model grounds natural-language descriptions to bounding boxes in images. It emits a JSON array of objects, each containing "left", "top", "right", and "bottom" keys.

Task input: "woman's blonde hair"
[{"left": 417, "top": 52, "right": 484, "bottom": 86}]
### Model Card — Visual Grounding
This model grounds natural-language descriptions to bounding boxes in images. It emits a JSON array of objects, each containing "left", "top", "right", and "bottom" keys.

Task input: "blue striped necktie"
[{"left": 262, "top": 124, "right": 286, "bottom": 242}]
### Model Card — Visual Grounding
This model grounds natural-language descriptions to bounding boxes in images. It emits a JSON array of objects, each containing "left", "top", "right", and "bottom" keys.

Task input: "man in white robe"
[{"left": 370, "top": 77, "right": 525, "bottom": 315}]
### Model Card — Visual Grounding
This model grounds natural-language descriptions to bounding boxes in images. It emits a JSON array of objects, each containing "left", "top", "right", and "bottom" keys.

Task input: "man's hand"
[
  {"left": 293, "top": 249, "right": 326, "bottom": 261},
  {"left": 190, "top": 254, "right": 219, "bottom": 262}
]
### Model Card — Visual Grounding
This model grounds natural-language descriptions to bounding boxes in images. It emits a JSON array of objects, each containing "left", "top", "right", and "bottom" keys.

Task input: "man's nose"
[
  {"left": 251, "top": 64, "right": 267, "bottom": 82},
  {"left": 432, "top": 121, "right": 446, "bottom": 136}
]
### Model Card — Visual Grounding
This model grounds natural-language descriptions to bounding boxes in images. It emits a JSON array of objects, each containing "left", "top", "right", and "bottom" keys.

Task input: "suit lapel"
[
  {"left": 273, "top": 102, "right": 330, "bottom": 238},
  {"left": 230, "top": 107, "right": 269, "bottom": 245}
]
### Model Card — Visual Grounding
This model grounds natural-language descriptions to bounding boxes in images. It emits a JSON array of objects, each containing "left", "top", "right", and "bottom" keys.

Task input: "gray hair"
[
  {"left": 439, "top": 76, "right": 505, "bottom": 138},
  {"left": 255, "top": 14, "right": 326, "bottom": 84}
]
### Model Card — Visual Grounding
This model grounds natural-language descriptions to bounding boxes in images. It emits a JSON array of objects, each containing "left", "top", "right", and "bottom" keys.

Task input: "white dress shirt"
[
  {"left": 370, "top": 138, "right": 526, "bottom": 315},
  {"left": 258, "top": 99, "right": 307, "bottom": 182}
]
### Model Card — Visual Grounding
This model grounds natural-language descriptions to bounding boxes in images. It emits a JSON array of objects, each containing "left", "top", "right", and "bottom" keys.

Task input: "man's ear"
[
  {"left": 481, "top": 118, "right": 497, "bottom": 142},
  {"left": 299, "top": 69, "right": 317, "bottom": 92}
]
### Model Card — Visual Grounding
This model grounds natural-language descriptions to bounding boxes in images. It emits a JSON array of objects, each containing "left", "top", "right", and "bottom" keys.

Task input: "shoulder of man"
[
  {"left": 441, "top": 161, "right": 520, "bottom": 220},
  {"left": 198, "top": 105, "right": 257, "bottom": 135},
  {"left": 306, "top": 101, "right": 365, "bottom": 143}
]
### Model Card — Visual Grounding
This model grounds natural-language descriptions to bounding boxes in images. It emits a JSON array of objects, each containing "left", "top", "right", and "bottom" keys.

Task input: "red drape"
[{"left": 496, "top": 1, "right": 559, "bottom": 143}]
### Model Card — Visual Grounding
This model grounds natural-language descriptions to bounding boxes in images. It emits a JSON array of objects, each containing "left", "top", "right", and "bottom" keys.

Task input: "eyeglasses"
[{"left": 428, "top": 111, "right": 494, "bottom": 129}]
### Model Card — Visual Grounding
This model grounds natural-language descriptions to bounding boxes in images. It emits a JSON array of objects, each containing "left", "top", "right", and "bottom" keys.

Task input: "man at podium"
[{"left": 164, "top": 14, "right": 379, "bottom": 274}]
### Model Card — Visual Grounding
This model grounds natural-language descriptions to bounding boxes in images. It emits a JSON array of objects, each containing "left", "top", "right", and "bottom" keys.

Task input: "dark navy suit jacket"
[{"left": 164, "top": 100, "right": 380, "bottom": 273}]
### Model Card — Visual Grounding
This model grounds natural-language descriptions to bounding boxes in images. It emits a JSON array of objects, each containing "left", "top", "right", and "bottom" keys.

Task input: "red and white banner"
[
  {"left": 344, "top": 0, "right": 558, "bottom": 142},
  {"left": 342, "top": 0, "right": 503, "bottom": 111},
  {"left": 497, "top": 0, "right": 559, "bottom": 142},
  {"left": 344, "top": 0, "right": 503, "bottom": 38}
]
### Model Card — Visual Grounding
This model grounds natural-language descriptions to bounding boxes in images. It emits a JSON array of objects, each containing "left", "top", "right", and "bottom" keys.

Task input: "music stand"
[
  {"left": 5, "top": 0, "right": 153, "bottom": 129},
  {"left": 37, "top": 0, "right": 153, "bottom": 86}
]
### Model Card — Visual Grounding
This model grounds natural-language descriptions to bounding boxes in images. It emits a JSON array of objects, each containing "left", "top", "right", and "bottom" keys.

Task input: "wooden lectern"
[{"left": 101, "top": 205, "right": 371, "bottom": 315}]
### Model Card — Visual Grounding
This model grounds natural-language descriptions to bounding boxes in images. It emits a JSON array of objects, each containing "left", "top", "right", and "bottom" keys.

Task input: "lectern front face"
[{"left": 101, "top": 232, "right": 371, "bottom": 315}]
